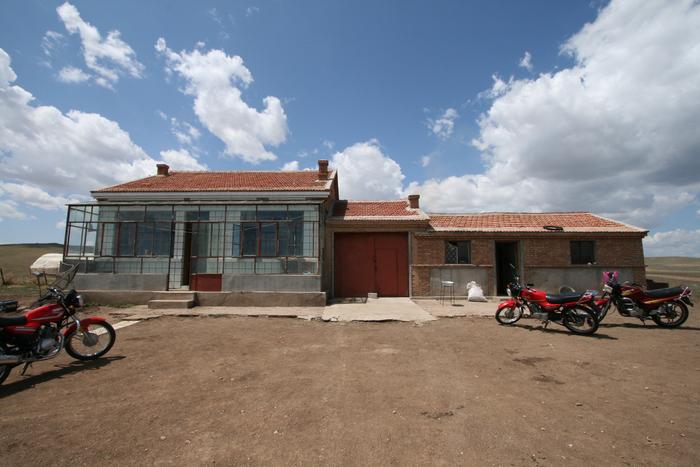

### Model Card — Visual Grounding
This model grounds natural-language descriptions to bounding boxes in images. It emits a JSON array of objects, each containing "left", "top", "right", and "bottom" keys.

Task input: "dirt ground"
[{"left": 1, "top": 312, "right": 699, "bottom": 466}]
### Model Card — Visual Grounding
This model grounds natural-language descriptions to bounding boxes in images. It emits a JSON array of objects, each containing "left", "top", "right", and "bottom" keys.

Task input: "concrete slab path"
[
  {"left": 414, "top": 298, "right": 499, "bottom": 318},
  {"left": 322, "top": 297, "right": 436, "bottom": 323}
]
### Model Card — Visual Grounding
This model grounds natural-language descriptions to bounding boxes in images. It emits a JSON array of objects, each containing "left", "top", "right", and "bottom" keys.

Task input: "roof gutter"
[{"left": 90, "top": 190, "right": 331, "bottom": 202}]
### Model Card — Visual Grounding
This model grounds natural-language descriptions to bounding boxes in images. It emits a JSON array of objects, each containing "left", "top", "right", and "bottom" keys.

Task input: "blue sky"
[{"left": 0, "top": 0, "right": 699, "bottom": 255}]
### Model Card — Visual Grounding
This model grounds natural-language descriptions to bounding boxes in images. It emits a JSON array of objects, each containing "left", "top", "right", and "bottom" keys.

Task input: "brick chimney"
[
  {"left": 318, "top": 159, "right": 329, "bottom": 180},
  {"left": 408, "top": 194, "right": 420, "bottom": 209},
  {"left": 156, "top": 164, "right": 170, "bottom": 176}
]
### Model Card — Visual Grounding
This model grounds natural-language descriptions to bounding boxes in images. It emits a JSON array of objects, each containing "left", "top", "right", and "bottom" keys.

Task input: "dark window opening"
[
  {"left": 445, "top": 241, "right": 471, "bottom": 264},
  {"left": 571, "top": 240, "right": 595, "bottom": 264}
]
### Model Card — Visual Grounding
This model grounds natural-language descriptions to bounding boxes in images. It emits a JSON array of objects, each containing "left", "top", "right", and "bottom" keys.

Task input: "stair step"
[{"left": 148, "top": 299, "right": 195, "bottom": 310}]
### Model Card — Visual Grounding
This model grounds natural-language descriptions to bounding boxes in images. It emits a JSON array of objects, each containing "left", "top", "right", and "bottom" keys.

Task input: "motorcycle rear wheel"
[
  {"left": 495, "top": 306, "right": 523, "bottom": 325},
  {"left": 65, "top": 322, "right": 116, "bottom": 361},
  {"left": 562, "top": 306, "right": 599, "bottom": 335},
  {"left": 652, "top": 301, "right": 688, "bottom": 328}
]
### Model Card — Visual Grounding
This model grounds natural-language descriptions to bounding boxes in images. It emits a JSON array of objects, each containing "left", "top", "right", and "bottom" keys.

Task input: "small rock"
[
  {"left": 568, "top": 444, "right": 573, "bottom": 448},
  {"left": 185, "top": 440, "right": 191, "bottom": 444},
  {"left": 680, "top": 433, "right": 686, "bottom": 438},
  {"left": 273, "top": 430, "right": 279, "bottom": 434},
  {"left": 540, "top": 427, "right": 546, "bottom": 431},
  {"left": 160, "top": 436, "right": 166, "bottom": 441},
  {"left": 575, "top": 402, "right": 583, "bottom": 407},
  {"left": 644, "top": 386, "right": 649, "bottom": 390},
  {"left": 392, "top": 410, "right": 397, "bottom": 414}
]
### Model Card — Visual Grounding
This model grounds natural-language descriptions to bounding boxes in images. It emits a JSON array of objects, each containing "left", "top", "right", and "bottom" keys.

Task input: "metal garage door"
[{"left": 334, "top": 232, "right": 409, "bottom": 297}]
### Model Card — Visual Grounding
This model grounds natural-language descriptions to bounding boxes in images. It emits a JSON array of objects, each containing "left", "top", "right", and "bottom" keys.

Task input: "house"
[{"left": 62, "top": 160, "right": 647, "bottom": 304}]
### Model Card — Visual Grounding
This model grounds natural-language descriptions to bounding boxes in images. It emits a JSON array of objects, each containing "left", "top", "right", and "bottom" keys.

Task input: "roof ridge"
[{"left": 427, "top": 211, "right": 592, "bottom": 215}]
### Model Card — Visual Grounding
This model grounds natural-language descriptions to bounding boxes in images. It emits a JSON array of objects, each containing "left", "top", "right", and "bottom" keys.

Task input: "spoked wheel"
[
  {"left": 652, "top": 301, "right": 689, "bottom": 328},
  {"left": 496, "top": 306, "right": 523, "bottom": 325},
  {"left": 562, "top": 306, "right": 599, "bottom": 335},
  {"left": 65, "top": 322, "right": 116, "bottom": 361}
]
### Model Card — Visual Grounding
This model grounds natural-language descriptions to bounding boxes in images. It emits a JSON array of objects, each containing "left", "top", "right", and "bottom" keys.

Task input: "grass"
[
  {"left": 0, "top": 243, "right": 63, "bottom": 284},
  {"left": 646, "top": 256, "right": 700, "bottom": 293}
]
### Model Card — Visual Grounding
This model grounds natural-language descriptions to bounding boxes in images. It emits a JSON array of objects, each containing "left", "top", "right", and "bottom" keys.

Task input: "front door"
[{"left": 495, "top": 241, "right": 518, "bottom": 295}]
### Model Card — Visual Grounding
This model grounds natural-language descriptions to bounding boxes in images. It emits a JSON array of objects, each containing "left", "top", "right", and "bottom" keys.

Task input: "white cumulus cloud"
[
  {"left": 155, "top": 38, "right": 288, "bottom": 164},
  {"left": 160, "top": 149, "right": 207, "bottom": 171},
  {"left": 428, "top": 108, "right": 459, "bottom": 140},
  {"left": 644, "top": 229, "right": 700, "bottom": 257},
  {"left": 56, "top": 2, "right": 144, "bottom": 88},
  {"left": 281, "top": 161, "right": 300, "bottom": 171},
  {"left": 331, "top": 140, "right": 404, "bottom": 200},
  {"left": 407, "top": 0, "right": 700, "bottom": 230},
  {"left": 519, "top": 51, "right": 533, "bottom": 71},
  {"left": 58, "top": 66, "right": 90, "bottom": 83}
]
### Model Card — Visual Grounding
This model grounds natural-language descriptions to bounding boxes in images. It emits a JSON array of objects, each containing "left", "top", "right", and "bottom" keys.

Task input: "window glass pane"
[
  {"left": 175, "top": 206, "right": 199, "bottom": 221},
  {"left": 571, "top": 241, "right": 595, "bottom": 264},
  {"left": 68, "top": 206, "right": 87, "bottom": 222},
  {"left": 287, "top": 258, "right": 318, "bottom": 274},
  {"left": 142, "top": 258, "right": 169, "bottom": 273},
  {"left": 300, "top": 223, "right": 317, "bottom": 256},
  {"left": 136, "top": 223, "right": 155, "bottom": 256},
  {"left": 288, "top": 205, "right": 319, "bottom": 221},
  {"left": 228, "top": 223, "right": 241, "bottom": 256},
  {"left": 227, "top": 205, "right": 256, "bottom": 221},
  {"left": 100, "top": 223, "right": 116, "bottom": 255},
  {"left": 83, "top": 223, "right": 97, "bottom": 256},
  {"left": 153, "top": 222, "right": 172, "bottom": 256},
  {"left": 118, "top": 223, "right": 136, "bottom": 256},
  {"left": 115, "top": 258, "right": 140, "bottom": 273},
  {"left": 260, "top": 223, "right": 277, "bottom": 256},
  {"left": 193, "top": 223, "right": 211, "bottom": 256},
  {"left": 86, "top": 258, "right": 113, "bottom": 273},
  {"left": 257, "top": 205, "right": 287, "bottom": 220},
  {"left": 99, "top": 206, "right": 117, "bottom": 222},
  {"left": 209, "top": 222, "right": 224, "bottom": 256},
  {"left": 242, "top": 223, "right": 258, "bottom": 256},
  {"left": 193, "top": 258, "right": 220, "bottom": 273},
  {"left": 458, "top": 242, "right": 471, "bottom": 264},
  {"left": 445, "top": 242, "right": 458, "bottom": 264},
  {"left": 255, "top": 258, "right": 285, "bottom": 274},
  {"left": 145, "top": 206, "right": 173, "bottom": 221},
  {"left": 117, "top": 206, "right": 144, "bottom": 221},
  {"left": 224, "top": 257, "right": 254, "bottom": 274},
  {"left": 67, "top": 225, "right": 84, "bottom": 256}
]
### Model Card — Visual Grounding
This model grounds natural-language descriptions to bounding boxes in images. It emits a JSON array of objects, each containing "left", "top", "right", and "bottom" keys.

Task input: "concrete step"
[
  {"left": 148, "top": 299, "right": 195, "bottom": 309},
  {"left": 152, "top": 291, "right": 196, "bottom": 301}
]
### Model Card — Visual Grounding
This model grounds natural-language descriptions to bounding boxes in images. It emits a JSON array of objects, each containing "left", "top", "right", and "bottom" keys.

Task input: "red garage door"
[{"left": 334, "top": 233, "right": 409, "bottom": 297}]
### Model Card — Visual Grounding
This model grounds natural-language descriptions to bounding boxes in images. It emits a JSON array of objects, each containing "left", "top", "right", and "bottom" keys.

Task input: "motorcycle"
[
  {"left": 0, "top": 287, "right": 116, "bottom": 385},
  {"left": 593, "top": 271, "right": 693, "bottom": 327},
  {"left": 495, "top": 266, "right": 600, "bottom": 335}
]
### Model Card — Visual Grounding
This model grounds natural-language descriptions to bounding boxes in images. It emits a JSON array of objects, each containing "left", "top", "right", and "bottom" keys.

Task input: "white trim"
[{"left": 91, "top": 191, "right": 331, "bottom": 202}]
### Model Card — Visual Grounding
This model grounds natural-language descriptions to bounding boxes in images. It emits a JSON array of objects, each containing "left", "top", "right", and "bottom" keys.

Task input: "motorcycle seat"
[
  {"left": 0, "top": 315, "right": 28, "bottom": 326},
  {"left": 546, "top": 293, "right": 584, "bottom": 304},
  {"left": 645, "top": 287, "right": 684, "bottom": 298}
]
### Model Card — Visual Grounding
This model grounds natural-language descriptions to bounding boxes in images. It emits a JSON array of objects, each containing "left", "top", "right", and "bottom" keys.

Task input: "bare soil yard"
[{"left": 1, "top": 312, "right": 699, "bottom": 466}]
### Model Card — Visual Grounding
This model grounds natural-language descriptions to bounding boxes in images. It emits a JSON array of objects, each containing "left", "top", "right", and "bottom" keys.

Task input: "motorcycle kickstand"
[
  {"left": 20, "top": 361, "right": 33, "bottom": 376},
  {"left": 542, "top": 321, "right": 549, "bottom": 329}
]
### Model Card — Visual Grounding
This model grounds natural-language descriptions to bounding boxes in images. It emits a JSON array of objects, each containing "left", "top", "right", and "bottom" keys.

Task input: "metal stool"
[{"left": 440, "top": 280, "right": 455, "bottom": 305}]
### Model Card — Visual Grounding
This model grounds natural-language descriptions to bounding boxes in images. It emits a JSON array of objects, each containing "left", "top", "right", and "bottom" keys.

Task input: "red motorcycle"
[
  {"left": 0, "top": 287, "right": 116, "bottom": 385},
  {"left": 593, "top": 271, "right": 693, "bottom": 327},
  {"left": 495, "top": 267, "right": 599, "bottom": 335}
]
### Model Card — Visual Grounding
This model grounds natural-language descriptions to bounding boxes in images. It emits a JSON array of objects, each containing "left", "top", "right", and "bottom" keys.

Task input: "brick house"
[{"left": 63, "top": 160, "right": 647, "bottom": 304}]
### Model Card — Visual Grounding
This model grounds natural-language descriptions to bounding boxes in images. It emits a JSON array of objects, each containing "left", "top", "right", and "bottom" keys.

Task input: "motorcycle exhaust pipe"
[{"left": 0, "top": 354, "right": 22, "bottom": 364}]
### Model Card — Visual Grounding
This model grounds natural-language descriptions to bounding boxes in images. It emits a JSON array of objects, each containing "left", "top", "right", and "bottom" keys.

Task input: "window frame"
[
  {"left": 570, "top": 240, "right": 596, "bottom": 265},
  {"left": 444, "top": 240, "right": 472, "bottom": 265}
]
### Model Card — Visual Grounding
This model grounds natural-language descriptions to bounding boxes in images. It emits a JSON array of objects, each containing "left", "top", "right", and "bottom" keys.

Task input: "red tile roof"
[
  {"left": 94, "top": 171, "right": 335, "bottom": 193},
  {"left": 331, "top": 200, "right": 428, "bottom": 220},
  {"left": 428, "top": 212, "right": 645, "bottom": 233}
]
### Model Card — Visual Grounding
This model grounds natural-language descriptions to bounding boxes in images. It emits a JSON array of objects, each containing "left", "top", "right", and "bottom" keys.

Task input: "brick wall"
[{"left": 523, "top": 237, "right": 645, "bottom": 267}]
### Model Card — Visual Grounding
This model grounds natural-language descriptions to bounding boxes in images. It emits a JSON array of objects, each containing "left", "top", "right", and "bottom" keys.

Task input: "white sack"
[
  {"left": 466, "top": 281, "right": 487, "bottom": 302},
  {"left": 29, "top": 253, "right": 63, "bottom": 276}
]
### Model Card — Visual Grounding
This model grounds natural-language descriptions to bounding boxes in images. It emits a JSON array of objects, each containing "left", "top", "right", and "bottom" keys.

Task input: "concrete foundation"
[
  {"left": 427, "top": 267, "right": 490, "bottom": 296},
  {"left": 525, "top": 267, "right": 636, "bottom": 293},
  {"left": 80, "top": 290, "right": 326, "bottom": 307},
  {"left": 73, "top": 273, "right": 168, "bottom": 291},
  {"left": 222, "top": 274, "right": 321, "bottom": 292}
]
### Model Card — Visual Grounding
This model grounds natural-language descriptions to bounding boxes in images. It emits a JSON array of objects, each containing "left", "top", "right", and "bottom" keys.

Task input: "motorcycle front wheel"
[
  {"left": 495, "top": 306, "right": 523, "bottom": 325},
  {"left": 652, "top": 301, "right": 689, "bottom": 328},
  {"left": 65, "top": 322, "right": 116, "bottom": 361},
  {"left": 562, "top": 306, "right": 599, "bottom": 335}
]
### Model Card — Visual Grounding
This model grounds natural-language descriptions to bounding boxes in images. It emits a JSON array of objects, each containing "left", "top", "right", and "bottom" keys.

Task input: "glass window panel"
[
  {"left": 278, "top": 223, "right": 290, "bottom": 256},
  {"left": 153, "top": 222, "right": 172, "bottom": 256},
  {"left": 242, "top": 223, "right": 258, "bottom": 256},
  {"left": 175, "top": 205, "right": 199, "bottom": 221},
  {"left": 289, "top": 205, "right": 319, "bottom": 221},
  {"left": 67, "top": 225, "right": 83, "bottom": 256},
  {"left": 86, "top": 258, "right": 114, "bottom": 273},
  {"left": 200, "top": 205, "right": 225, "bottom": 221},
  {"left": 118, "top": 223, "right": 136, "bottom": 256},
  {"left": 228, "top": 223, "right": 241, "bottom": 256},
  {"left": 83, "top": 225, "right": 97, "bottom": 256},
  {"left": 193, "top": 223, "right": 211, "bottom": 257},
  {"left": 257, "top": 205, "right": 287, "bottom": 220},
  {"left": 145, "top": 206, "right": 173, "bottom": 221},
  {"left": 115, "top": 258, "right": 141, "bottom": 273},
  {"left": 193, "top": 258, "right": 220, "bottom": 273},
  {"left": 260, "top": 223, "right": 277, "bottom": 256},
  {"left": 300, "top": 223, "right": 317, "bottom": 256},
  {"left": 136, "top": 223, "right": 154, "bottom": 256},
  {"left": 286, "top": 258, "right": 318, "bottom": 274},
  {"left": 99, "top": 206, "right": 117, "bottom": 222},
  {"left": 255, "top": 258, "right": 285, "bottom": 274},
  {"left": 209, "top": 222, "right": 224, "bottom": 256},
  {"left": 100, "top": 223, "right": 116, "bottom": 255},
  {"left": 227, "top": 205, "right": 256, "bottom": 222},
  {"left": 68, "top": 206, "right": 86, "bottom": 222},
  {"left": 224, "top": 257, "right": 254, "bottom": 274},
  {"left": 142, "top": 258, "right": 170, "bottom": 273},
  {"left": 117, "top": 206, "right": 145, "bottom": 221}
]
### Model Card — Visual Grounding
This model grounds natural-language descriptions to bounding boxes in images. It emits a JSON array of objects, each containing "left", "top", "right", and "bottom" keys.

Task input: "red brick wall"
[{"left": 523, "top": 237, "right": 645, "bottom": 267}]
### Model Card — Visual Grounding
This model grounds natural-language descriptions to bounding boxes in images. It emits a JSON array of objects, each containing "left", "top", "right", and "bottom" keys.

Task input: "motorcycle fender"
[
  {"left": 497, "top": 300, "right": 517, "bottom": 311},
  {"left": 63, "top": 316, "right": 109, "bottom": 335}
]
